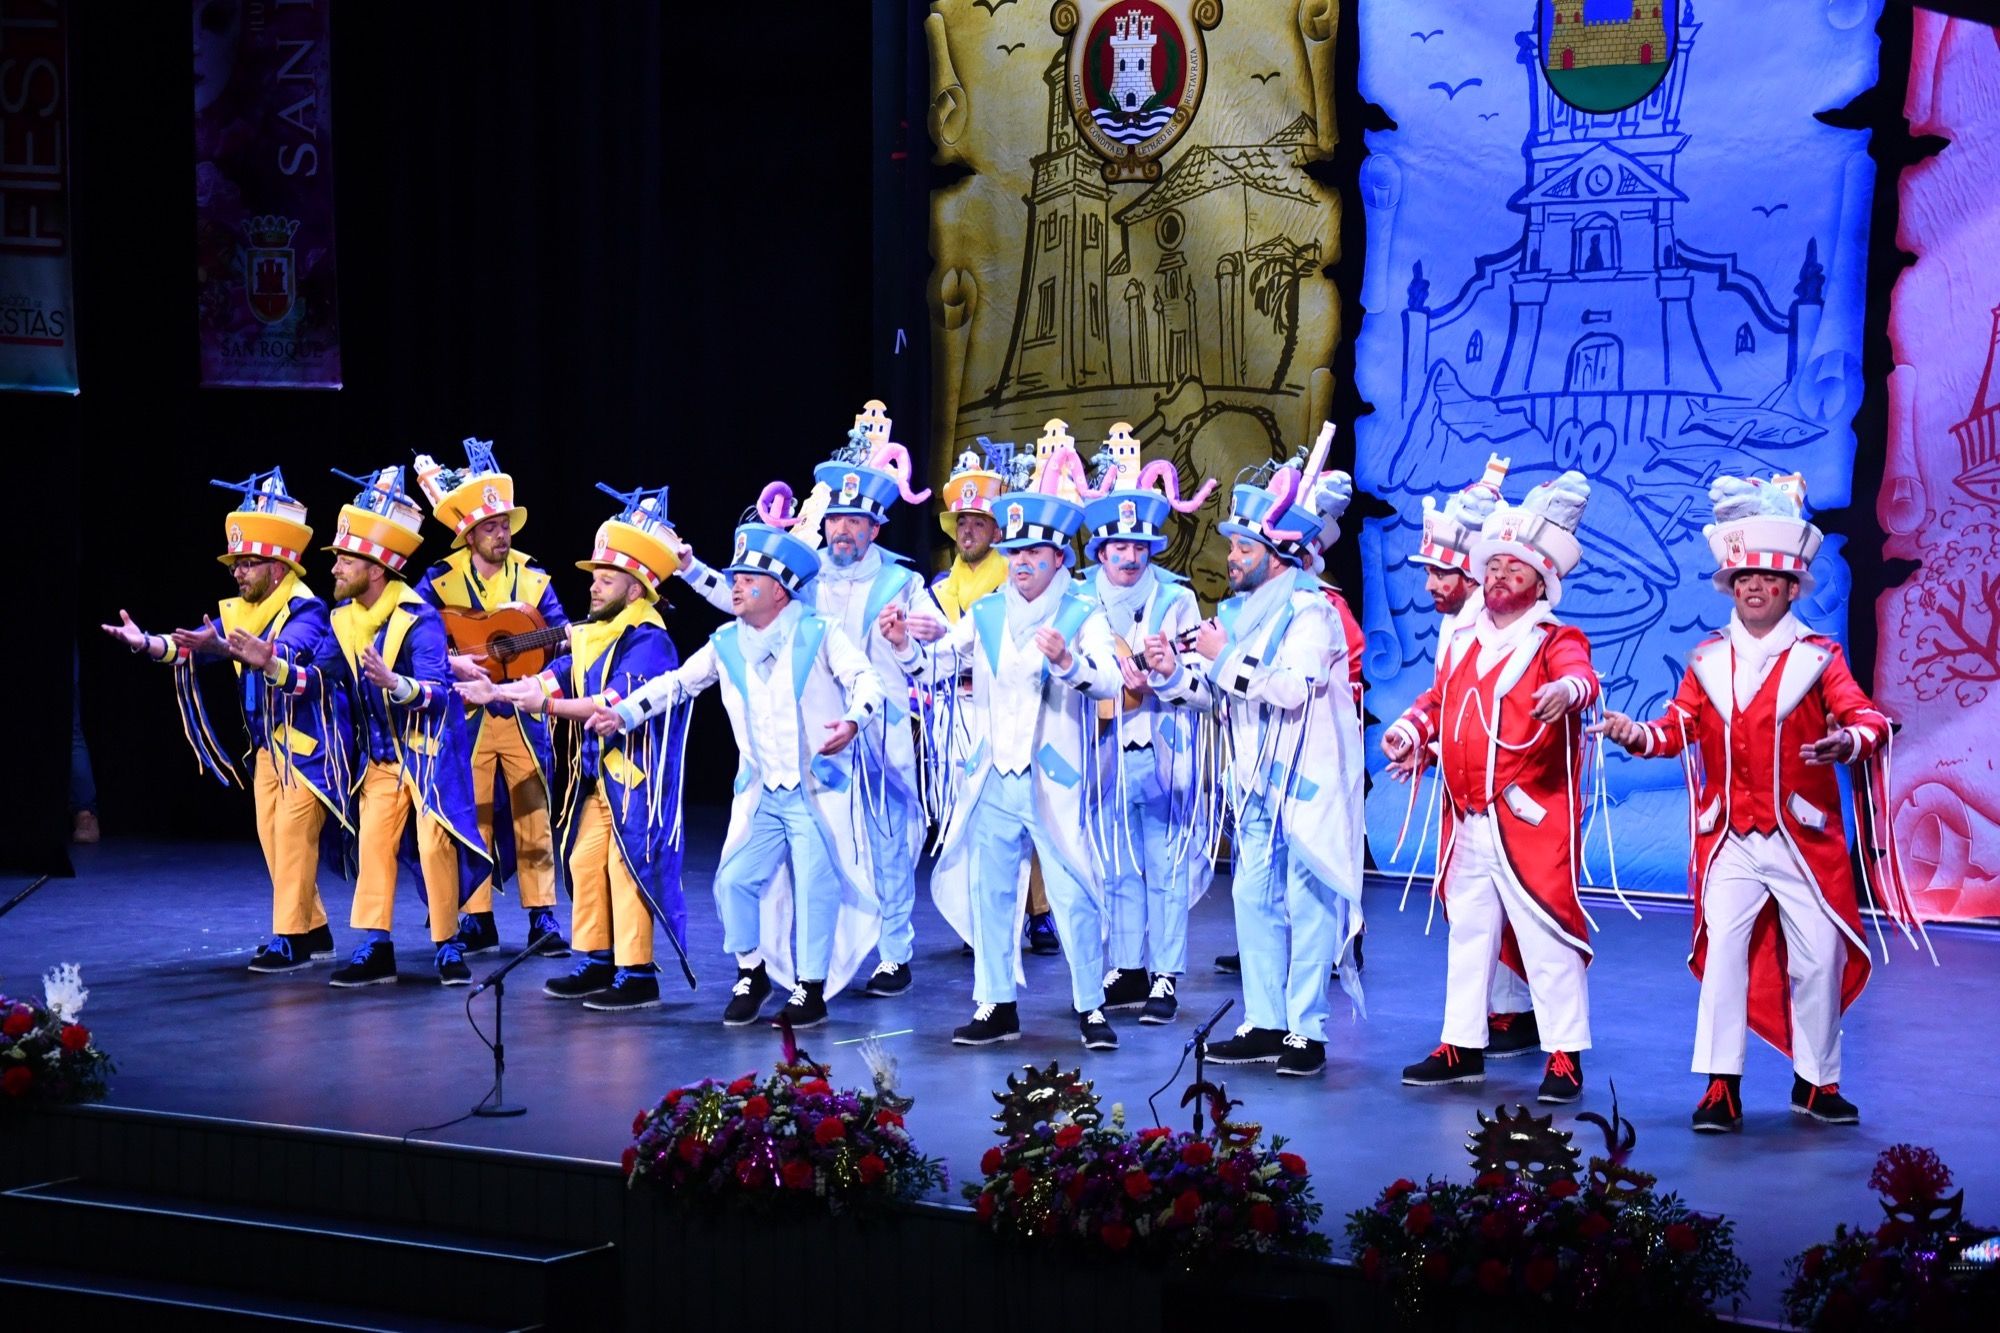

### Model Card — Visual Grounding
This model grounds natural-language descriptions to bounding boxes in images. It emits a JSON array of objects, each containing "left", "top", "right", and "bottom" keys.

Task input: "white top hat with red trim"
[
  {"left": 1469, "top": 470, "right": 1590, "bottom": 608},
  {"left": 413, "top": 438, "right": 525, "bottom": 549},
  {"left": 1411, "top": 454, "right": 1510, "bottom": 574},
  {"left": 213, "top": 467, "right": 313, "bottom": 577},
  {"left": 325, "top": 465, "right": 426, "bottom": 574},
  {"left": 1705, "top": 473, "right": 1820, "bottom": 593}
]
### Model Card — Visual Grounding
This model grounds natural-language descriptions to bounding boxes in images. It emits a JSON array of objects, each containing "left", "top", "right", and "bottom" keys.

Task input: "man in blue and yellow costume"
[
  {"left": 313, "top": 466, "right": 492, "bottom": 988},
  {"left": 102, "top": 469, "right": 356, "bottom": 974},
  {"left": 413, "top": 439, "right": 570, "bottom": 959},
  {"left": 461, "top": 485, "right": 688, "bottom": 1013}
]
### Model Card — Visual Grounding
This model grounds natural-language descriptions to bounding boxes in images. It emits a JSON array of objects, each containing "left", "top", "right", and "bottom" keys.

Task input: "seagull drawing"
[
  {"left": 1752, "top": 203, "right": 1790, "bottom": 218},
  {"left": 1479, "top": 112, "right": 1501, "bottom": 121},
  {"left": 996, "top": 41, "right": 1025, "bottom": 55},
  {"left": 1429, "top": 77, "right": 1482, "bottom": 100},
  {"left": 1251, "top": 70, "right": 1281, "bottom": 83},
  {"left": 971, "top": 0, "right": 1017, "bottom": 14},
  {"left": 1411, "top": 29, "right": 1444, "bottom": 42}
]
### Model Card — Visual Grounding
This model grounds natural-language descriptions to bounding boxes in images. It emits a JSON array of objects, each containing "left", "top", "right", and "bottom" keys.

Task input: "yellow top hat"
[
  {"left": 414, "top": 439, "right": 527, "bottom": 549},
  {"left": 577, "top": 484, "right": 680, "bottom": 598},
  {"left": 324, "top": 466, "right": 426, "bottom": 574},
  {"left": 211, "top": 468, "right": 313, "bottom": 577}
]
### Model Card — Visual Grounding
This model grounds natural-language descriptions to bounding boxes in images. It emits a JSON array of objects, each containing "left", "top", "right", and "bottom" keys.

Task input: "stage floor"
[{"left": 8, "top": 822, "right": 1997, "bottom": 1322}]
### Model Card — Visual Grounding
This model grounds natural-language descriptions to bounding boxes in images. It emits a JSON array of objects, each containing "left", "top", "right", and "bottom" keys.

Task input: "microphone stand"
[
  {"left": 468, "top": 933, "right": 558, "bottom": 1118},
  {"left": 0, "top": 875, "right": 51, "bottom": 924},
  {"left": 1186, "top": 998, "right": 1233, "bottom": 1138}
]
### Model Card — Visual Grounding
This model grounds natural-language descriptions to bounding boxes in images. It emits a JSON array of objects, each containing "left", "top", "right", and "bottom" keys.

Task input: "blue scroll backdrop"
[{"left": 1354, "top": 1, "right": 1883, "bottom": 888}]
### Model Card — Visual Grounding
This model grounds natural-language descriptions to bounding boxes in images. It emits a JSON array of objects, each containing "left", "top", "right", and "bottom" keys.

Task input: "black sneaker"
[
  {"left": 329, "top": 939, "right": 397, "bottom": 988},
  {"left": 301, "top": 923, "right": 336, "bottom": 959},
  {"left": 1138, "top": 975, "right": 1178, "bottom": 1024},
  {"left": 525, "top": 907, "right": 571, "bottom": 959},
  {"left": 1205, "top": 1024, "right": 1285, "bottom": 1064},
  {"left": 1025, "top": 913, "right": 1061, "bottom": 956},
  {"left": 864, "top": 961, "right": 913, "bottom": 997},
  {"left": 248, "top": 935, "right": 312, "bottom": 974},
  {"left": 453, "top": 911, "right": 500, "bottom": 956},
  {"left": 1486, "top": 1010, "right": 1541, "bottom": 1058},
  {"left": 1692, "top": 1074, "right": 1743, "bottom": 1133},
  {"left": 952, "top": 1002, "right": 1021, "bottom": 1045},
  {"left": 772, "top": 979, "right": 828, "bottom": 1029},
  {"left": 1079, "top": 1008, "right": 1118, "bottom": 1050},
  {"left": 544, "top": 957, "right": 617, "bottom": 999},
  {"left": 1214, "top": 953, "right": 1241, "bottom": 974},
  {"left": 1276, "top": 1032, "right": 1326, "bottom": 1077},
  {"left": 1101, "top": 967, "right": 1149, "bottom": 1010},
  {"left": 1790, "top": 1075, "right": 1860, "bottom": 1125},
  {"left": 722, "top": 964, "right": 771, "bottom": 1026},
  {"left": 435, "top": 940, "right": 472, "bottom": 987},
  {"left": 583, "top": 966, "right": 662, "bottom": 1012},
  {"left": 1402, "top": 1043, "right": 1485, "bottom": 1086},
  {"left": 1537, "top": 1050, "right": 1584, "bottom": 1104}
]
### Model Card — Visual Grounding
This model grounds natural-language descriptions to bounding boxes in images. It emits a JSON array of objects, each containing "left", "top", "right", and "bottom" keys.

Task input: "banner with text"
[
  {"left": 0, "top": 0, "right": 78, "bottom": 394},
  {"left": 195, "top": 0, "right": 340, "bottom": 388}
]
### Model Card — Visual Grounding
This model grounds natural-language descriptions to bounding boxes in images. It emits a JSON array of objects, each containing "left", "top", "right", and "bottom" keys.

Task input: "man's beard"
[
  {"left": 586, "top": 598, "right": 627, "bottom": 623},
  {"left": 1431, "top": 587, "right": 1469, "bottom": 615},
  {"left": 1227, "top": 558, "right": 1270, "bottom": 593},
  {"left": 1484, "top": 582, "right": 1538, "bottom": 617}
]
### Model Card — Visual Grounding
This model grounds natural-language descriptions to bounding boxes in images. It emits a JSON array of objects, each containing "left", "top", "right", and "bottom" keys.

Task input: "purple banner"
[
  {"left": 195, "top": 0, "right": 340, "bottom": 388},
  {"left": 0, "top": 0, "right": 79, "bottom": 394}
]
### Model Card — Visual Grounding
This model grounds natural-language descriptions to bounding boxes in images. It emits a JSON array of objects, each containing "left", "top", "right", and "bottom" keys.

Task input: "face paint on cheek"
[{"left": 1035, "top": 560, "right": 1049, "bottom": 573}]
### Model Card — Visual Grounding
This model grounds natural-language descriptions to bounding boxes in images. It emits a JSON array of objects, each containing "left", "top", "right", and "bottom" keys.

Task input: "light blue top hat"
[
  {"left": 993, "top": 490, "right": 1086, "bottom": 553},
  {"left": 814, "top": 458, "right": 905, "bottom": 523},
  {"left": 1217, "top": 481, "right": 1323, "bottom": 566},
  {"left": 1083, "top": 489, "right": 1172, "bottom": 559},
  {"left": 725, "top": 523, "right": 820, "bottom": 596}
]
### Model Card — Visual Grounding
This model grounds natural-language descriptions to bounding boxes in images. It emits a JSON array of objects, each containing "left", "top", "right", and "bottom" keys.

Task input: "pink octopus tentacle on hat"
[
  {"left": 865, "top": 442, "right": 933, "bottom": 505},
  {"left": 756, "top": 481, "right": 801, "bottom": 529},
  {"left": 1037, "top": 444, "right": 1102, "bottom": 499},
  {"left": 1262, "top": 422, "right": 1337, "bottom": 542},
  {"left": 1136, "top": 459, "right": 1217, "bottom": 513}
]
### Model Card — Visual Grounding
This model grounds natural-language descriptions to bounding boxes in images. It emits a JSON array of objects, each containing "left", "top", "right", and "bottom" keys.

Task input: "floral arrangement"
[
  {"left": 1, "top": 965, "right": 112, "bottom": 1108},
  {"left": 1781, "top": 1144, "right": 2000, "bottom": 1331},
  {"left": 1345, "top": 1099, "right": 1748, "bottom": 1324},
  {"left": 963, "top": 1062, "right": 1330, "bottom": 1263},
  {"left": 624, "top": 1030, "right": 945, "bottom": 1216}
]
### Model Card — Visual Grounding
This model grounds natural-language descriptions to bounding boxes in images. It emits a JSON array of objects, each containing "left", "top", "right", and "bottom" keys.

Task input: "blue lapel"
[
  {"left": 862, "top": 565, "right": 909, "bottom": 637},
  {"left": 790, "top": 614, "right": 829, "bottom": 698},
  {"left": 971, "top": 591, "right": 1006, "bottom": 675},
  {"left": 711, "top": 623, "right": 748, "bottom": 700}
]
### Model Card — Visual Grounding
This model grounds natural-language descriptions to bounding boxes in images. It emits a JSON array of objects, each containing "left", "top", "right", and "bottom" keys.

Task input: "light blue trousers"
[
  {"left": 1231, "top": 801, "right": 1345, "bottom": 1042},
  {"left": 715, "top": 785, "right": 840, "bottom": 982},
  {"left": 1102, "top": 784, "right": 1191, "bottom": 977},
  {"left": 969, "top": 771, "right": 1107, "bottom": 1013},
  {"left": 867, "top": 788, "right": 919, "bottom": 966}
]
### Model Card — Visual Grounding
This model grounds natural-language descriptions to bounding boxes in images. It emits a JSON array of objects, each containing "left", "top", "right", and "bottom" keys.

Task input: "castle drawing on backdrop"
[{"left": 1360, "top": 2, "right": 1869, "bottom": 881}]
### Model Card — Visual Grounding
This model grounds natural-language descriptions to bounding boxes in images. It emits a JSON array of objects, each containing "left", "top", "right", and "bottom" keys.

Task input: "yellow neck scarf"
[
  {"left": 218, "top": 571, "right": 306, "bottom": 642},
  {"left": 568, "top": 598, "right": 664, "bottom": 685},
  {"left": 332, "top": 580, "right": 420, "bottom": 675}
]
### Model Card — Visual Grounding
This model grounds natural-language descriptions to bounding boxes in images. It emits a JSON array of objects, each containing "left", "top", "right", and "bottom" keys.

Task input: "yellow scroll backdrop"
[{"left": 926, "top": 0, "right": 1342, "bottom": 604}]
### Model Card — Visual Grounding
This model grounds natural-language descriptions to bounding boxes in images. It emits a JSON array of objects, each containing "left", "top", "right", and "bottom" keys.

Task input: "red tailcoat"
[
  {"left": 1633, "top": 631, "right": 1890, "bottom": 1057},
  {"left": 1323, "top": 587, "right": 1366, "bottom": 704},
  {"left": 1392, "top": 611, "right": 1600, "bottom": 976}
]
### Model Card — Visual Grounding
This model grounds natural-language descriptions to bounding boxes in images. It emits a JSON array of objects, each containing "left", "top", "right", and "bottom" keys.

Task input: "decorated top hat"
[
  {"left": 726, "top": 522, "right": 821, "bottom": 596},
  {"left": 324, "top": 465, "right": 426, "bottom": 574},
  {"left": 994, "top": 432, "right": 1094, "bottom": 554},
  {"left": 1082, "top": 425, "right": 1217, "bottom": 560},
  {"left": 1469, "top": 471, "right": 1591, "bottom": 607},
  {"left": 1218, "top": 422, "right": 1346, "bottom": 567},
  {"left": 212, "top": 467, "right": 312, "bottom": 577},
  {"left": 812, "top": 400, "right": 931, "bottom": 524},
  {"left": 578, "top": 483, "right": 681, "bottom": 598},
  {"left": 413, "top": 438, "right": 526, "bottom": 549},
  {"left": 1411, "top": 455, "right": 1511, "bottom": 574},
  {"left": 938, "top": 438, "right": 1008, "bottom": 538},
  {"left": 1705, "top": 473, "right": 1820, "bottom": 593}
]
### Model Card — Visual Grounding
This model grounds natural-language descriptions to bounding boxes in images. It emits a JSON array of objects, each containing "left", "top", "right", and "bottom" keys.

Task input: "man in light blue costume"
[
  {"left": 1076, "top": 427, "right": 1217, "bottom": 1024},
  {"left": 609, "top": 521, "right": 885, "bottom": 1029},
  {"left": 1142, "top": 441, "right": 1366, "bottom": 1076},
  {"left": 886, "top": 441, "right": 1127, "bottom": 1050},
  {"left": 461, "top": 485, "right": 688, "bottom": 1013},
  {"left": 673, "top": 402, "right": 930, "bottom": 997}
]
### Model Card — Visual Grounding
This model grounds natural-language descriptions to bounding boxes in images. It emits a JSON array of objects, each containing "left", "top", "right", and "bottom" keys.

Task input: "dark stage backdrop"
[{"left": 7, "top": 2, "right": 888, "bottom": 865}]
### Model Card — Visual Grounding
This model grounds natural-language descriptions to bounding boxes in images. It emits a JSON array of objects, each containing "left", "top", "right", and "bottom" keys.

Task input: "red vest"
[{"left": 1725, "top": 665, "right": 1783, "bottom": 837}]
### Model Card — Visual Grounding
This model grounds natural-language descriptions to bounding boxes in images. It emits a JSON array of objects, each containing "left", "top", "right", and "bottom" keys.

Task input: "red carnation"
[
  {"left": 1, "top": 1006, "right": 31, "bottom": 1039},
  {"left": 631, "top": 1110, "right": 649, "bottom": 1135},
  {"left": 665, "top": 1088, "right": 687, "bottom": 1106},
  {"left": 1123, "top": 1170, "right": 1154, "bottom": 1201},
  {"left": 735, "top": 1159, "right": 769, "bottom": 1190},
  {"left": 857, "top": 1153, "right": 887, "bottom": 1185},
  {"left": 1054, "top": 1123, "right": 1084, "bottom": 1149},
  {"left": 813, "top": 1117, "right": 846, "bottom": 1145},
  {"left": 1138, "top": 1126, "right": 1172, "bottom": 1142},
  {"left": 1249, "top": 1202, "right": 1278, "bottom": 1235},
  {"left": 1359, "top": 1245, "right": 1383, "bottom": 1281},
  {"left": 1173, "top": 1189, "right": 1200, "bottom": 1224},
  {"left": 1278, "top": 1152, "right": 1308, "bottom": 1177},
  {"left": 727, "top": 1075, "right": 756, "bottom": 1096},
  {"left": 1869, "top": 1144, "right": 1954, "bottom": 1207},
  {"left": 1011, "top": 1167, "right": 1034, "bottom": 1196},
  {"left": 59, "top": 1024, "right": 91, "bottom": 1053},
  {"left": 1801, "top": 1245, "right": 1825, "bottom": 1278},
  {"left": 1181, "top": 1141, "right": 1213, "bottom": 1168},
  {"left": 676, "top": 1137, "right": 704, "bottom": 1165},
  {"left": 874, "top": 1109, "right": 904, "bottom": 1130},
  {"left": 1578, "top": 1212, "right": 1612, "bottom": 1240},
  {"left": 1480, "top": 1211, "right": 1511, "bottom": 1240},
  {"left": 743, "top": 1096, "right": 771, "bottom": 1121},
  {"left": 1477, "top": 1258, "right": 1510, "bottom": 1294},
  {"left": 1064, "top": 1177, "right": 1087, "bottom": 1203},
  {"left": 620, "top": 1146, "right": 638, "bottom": 1175},
  {"left": 1547, "top": 1177, "right": 1579, "bottom": 1199},
  {"left": 1524, "top": 1254, "right": 1558, "bottom": 1293},
  {"left": 1404, "top": 1201, "right": 1434, "bottom": 1237},
  {"left": 781, "top": 1159, "right": 814, "bottom": 1191},
  {"left": 2, "top": 1065, "right": 31, "bottom": 1097},
  {"left": 975, "top": 1191, "right": 997, "bottom": 1222},
  {"left": 1475, "top": 1170, "right": 1511, "bottom": 1191},
  {"left": 981, "top": 1147, "right": 1005, "bottom": 1175},
  {"left": 1422, "top": 1252, "right": 1450, "bottom": 1281},
  {"left": 1664, "top": 1221, "right": 1699, "bottom": 1253},
  {"left": 1100, "top": 1222, "right": 1133, "bottom": 1252},
  {"left": 1385, "top": 1178, "right": 1417, "bottom": 1200},
  {"left": 798, "top": 1078, "right": 832, "bottom": 1096}
]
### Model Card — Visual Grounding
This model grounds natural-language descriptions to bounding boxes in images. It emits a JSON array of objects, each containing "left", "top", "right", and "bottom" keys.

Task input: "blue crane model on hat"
[
  {"left": 809, "top": 400, "right": 934, "bottom": 525},
  {"left": 1217, "top": 421, "right": 1339, "bottom": 566},
  {"left": 1080, "top": 423, "right": 1219, "bottom": 560}
]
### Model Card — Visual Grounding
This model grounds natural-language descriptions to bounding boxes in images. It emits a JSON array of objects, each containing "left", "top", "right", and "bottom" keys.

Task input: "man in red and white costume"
[
  {"left": 1384, "top": 471, "right": 1600, "bottom": 1104},
  {"left": 1595, "top": 475, "right": 1894, "bottom": 1130}
]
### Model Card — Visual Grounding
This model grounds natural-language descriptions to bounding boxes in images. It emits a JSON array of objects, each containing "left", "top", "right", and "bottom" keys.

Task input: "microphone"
[{"left": 1185, "top": 998, "right": 1234, "bottom": 1051}]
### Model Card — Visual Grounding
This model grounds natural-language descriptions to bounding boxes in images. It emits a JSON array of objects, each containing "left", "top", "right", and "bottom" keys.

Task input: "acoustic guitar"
[{"left": 441, "top": 604, "right": 568, "bottom": 682}]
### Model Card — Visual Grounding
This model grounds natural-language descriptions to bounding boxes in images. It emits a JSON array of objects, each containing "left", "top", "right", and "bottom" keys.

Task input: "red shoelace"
[
  {"left": 1697, "top": 1078, "right": 1738, "bottom": 1116},
  {"left": 1545, "top": 1050, "right": 1580, "bottom": 1084},
  {"left": 1427, "top": 1043, "right": 1462, "bottom": 1066},
  {"left": 1487, "top": 1012, "right": 1516, "bottom": 1032}
]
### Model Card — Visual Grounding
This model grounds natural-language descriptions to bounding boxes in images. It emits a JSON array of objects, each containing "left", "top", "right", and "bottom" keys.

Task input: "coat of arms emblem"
[
  {"left": 1056, "top": 1, "right": 1223, "bottom": 183},
  {"left": 229, "top": 522, "right": 245, "bottom": 546},
  {"left": 840, "top": 473, "right": 862, "bottom": 505},
  {"left": 482, "top": 484, "right": 502, "bottom": 510},
  {"left": 1006, "top": 502, "right": 1026, "bottom": 537},
  {"left": 244, "top": 215, "right": 301, "bottom": 324},
  {"left": 1117, "top": 498, "right": 1139, "bottom": 530},
  {"left": 734, "top": 532, "right": 750, "bottom": 562}
]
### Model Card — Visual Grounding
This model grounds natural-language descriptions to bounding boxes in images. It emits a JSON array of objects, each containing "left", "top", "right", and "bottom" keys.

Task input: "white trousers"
[
  {"left": 1440, "top": 812, "right": 1591, "bottom": 1052},
  {"left": 1690, "top": 831, "right": 1846, "bottom": 1085}
]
